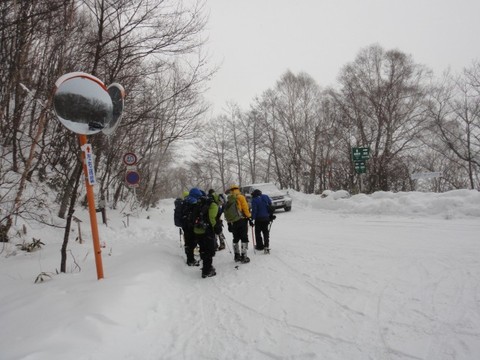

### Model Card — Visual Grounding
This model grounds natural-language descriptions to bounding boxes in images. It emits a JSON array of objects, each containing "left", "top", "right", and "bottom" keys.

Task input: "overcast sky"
[{"left": 203, "top": 0, "right": 480, "bottom": 114}]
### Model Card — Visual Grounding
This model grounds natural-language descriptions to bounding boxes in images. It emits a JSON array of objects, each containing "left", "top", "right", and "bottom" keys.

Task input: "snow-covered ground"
[{"left": 1, "top": 189, "right": 480, "bottom": 360}]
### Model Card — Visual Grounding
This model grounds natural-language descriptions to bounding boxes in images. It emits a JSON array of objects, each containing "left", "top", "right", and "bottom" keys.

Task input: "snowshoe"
[
  {"left": 218, "top": 242, "right": 226, "bottom": 251},
  {"left": 264, "top": 248, "right": 270, "bottom": 254},
  {"left": 234, "top": 253, "right": 241, "bottom": 262},
  {"left": 240, "top": 255, "right": 250, "bottom": 263}
]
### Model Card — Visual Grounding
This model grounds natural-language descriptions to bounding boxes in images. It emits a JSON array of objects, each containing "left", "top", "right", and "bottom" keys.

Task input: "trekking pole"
[
  {"left": 251, "top": 225, "right": 256, "bottom": 255},
  {"left": 224, "top": 237, "right": 232, "bottom": 253},
  {"left": 268, "top": 214, "right": 276, "bottom": 232}
]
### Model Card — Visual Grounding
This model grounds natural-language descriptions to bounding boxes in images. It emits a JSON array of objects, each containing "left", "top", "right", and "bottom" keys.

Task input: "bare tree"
[
  {"left": 193, "top": 114, "right": 235, "bottom": 190},
  {"left": 0, "top": 0, "right": 79, "bottom": 240},
  {"left": 253, "top": 71, "right": 327, "bottom": 192},
  {"left": 253, "top": 89, "right": 287, "bottom": 187},
  {"left": 332, "top": 44, "right": 431, "bottom": 192},
  {"left": 219, "top": 103, "right": 246, "bottom": 186},
  {"left": 0, "top": 0, "right": 212, "bottom": 251},
  {"left": 426, "top": 63, "right": 480, "bottom": 189},
  {"left": 73, "top": 0, "right": 211, "bottom": 207},
  {"left": 235, "top": 109, "right": 263, "bottom": 185}
]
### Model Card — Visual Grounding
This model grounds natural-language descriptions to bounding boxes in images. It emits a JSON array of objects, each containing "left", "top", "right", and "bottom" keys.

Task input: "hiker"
[
  {"left": 251, "top": 188, "right": 275, "bottom": 252},
  {"left": 224, "top": 185, "right": 253, "bottom": 263},
  {"left": 174, "top": 190, "right": 199, "bottom": 266},
  {"left": 187, "top": 187, "right": 218, "bottom": 278},
  {"left": 208, "top": 189, "right": 226, "bottom": 251}
]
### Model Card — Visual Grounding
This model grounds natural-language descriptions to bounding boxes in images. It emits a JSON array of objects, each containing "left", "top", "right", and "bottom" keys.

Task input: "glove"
[
  {"left": 269, "top": 214, "right": 276, "bottom": 221},
  {"left": 214, "top": 220, "right": 223, "bottom": 235},
  {"left": 248, "top": 218, "right": 254, "bottom": 227}
]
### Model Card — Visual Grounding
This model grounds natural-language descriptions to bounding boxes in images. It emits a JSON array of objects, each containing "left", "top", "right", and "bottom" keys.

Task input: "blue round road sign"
[{"left": 125, "top": 171, "right": 140, "bottom": 186}]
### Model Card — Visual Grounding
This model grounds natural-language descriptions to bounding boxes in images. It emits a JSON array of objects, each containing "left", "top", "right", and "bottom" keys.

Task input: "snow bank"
[{"left": 291, "top": 189, "right": 480, "bottom": 219}]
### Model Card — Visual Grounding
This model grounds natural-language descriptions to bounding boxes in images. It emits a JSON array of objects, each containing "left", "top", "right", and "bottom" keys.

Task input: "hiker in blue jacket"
[{"left": 251, "top": 189, "right": 275, "bottom": 251}]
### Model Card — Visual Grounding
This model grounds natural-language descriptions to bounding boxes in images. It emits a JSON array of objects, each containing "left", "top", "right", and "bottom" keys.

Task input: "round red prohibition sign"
[
  {"left": 125, "top": 171, "right": 140, "bottom": 186},
  {"left": 123, "top": 152, "right": 137, "bottom": 166}
]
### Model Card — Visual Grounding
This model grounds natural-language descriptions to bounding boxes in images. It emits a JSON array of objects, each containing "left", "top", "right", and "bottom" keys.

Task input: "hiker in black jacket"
[{"left": 185, "top": 187, "right": 218, "bottom": 278}]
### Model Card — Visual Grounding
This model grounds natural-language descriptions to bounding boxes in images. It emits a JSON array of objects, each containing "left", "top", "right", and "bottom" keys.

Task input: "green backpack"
[{"left": 223, "top": 193, "right": 242, "bottom": 223}]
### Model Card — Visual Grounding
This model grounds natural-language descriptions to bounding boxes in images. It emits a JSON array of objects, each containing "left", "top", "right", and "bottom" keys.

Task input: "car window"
[
  {"left": 242, "top": 186, "right": 253, "bottom": 194},
  {"left": 256, "top": 184, "right": 279, "bottom": 192}
]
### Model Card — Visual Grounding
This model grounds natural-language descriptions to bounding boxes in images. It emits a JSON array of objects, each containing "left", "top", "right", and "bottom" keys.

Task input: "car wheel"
[{"left": 284, "top": 206, "right": 291, "bottom": 212}]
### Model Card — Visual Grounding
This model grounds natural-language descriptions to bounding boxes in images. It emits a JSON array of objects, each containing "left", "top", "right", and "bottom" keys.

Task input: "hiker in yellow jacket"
[{"left": 224, "top": 185, "right": 253, "bottom": 263}]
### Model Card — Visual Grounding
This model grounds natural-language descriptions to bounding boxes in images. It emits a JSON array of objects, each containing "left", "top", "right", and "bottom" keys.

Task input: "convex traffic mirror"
[{"left": 53, "top": 72, "right": 124, "bottom": 135}]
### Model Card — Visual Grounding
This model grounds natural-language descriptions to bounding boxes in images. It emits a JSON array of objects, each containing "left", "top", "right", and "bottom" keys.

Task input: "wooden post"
[
  {"left": 72, "top": 216, "right": 83, "bottom": 244},
  {"left": 101, "top": 208, "right": 107, "bottom": 225},
  {"left": 96, "top": 198, "right": 107, "bottom": 226}
]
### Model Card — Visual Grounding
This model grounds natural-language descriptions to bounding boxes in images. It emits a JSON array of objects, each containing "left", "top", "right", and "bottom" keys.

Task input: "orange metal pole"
[{"left": 79, "top": 134, "right": 104, "bottom": 279}]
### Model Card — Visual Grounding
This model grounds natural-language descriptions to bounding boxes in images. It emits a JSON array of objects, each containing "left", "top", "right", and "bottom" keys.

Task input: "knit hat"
[
  {"left": 252, "top": 189, "right": 262, "bottom": 198},
  {"left": 189, "top": 187, "right": 203, "bottom": 199}
]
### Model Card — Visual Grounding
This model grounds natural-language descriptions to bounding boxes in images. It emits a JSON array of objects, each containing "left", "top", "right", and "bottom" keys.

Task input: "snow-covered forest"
[
  {"left": 1, "top": 0, "right": 479, "bottom": 246},
  {"left": 1, "top": 2, "right": 480, "bottom": 359}
]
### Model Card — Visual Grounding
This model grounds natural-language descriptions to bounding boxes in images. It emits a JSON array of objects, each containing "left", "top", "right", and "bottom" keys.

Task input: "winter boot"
[
  {"left": 185, "top": 246, "right": 195, "bottom": 263},
  {"left": 187, "top": 259, "right": 200, "bottom": 266},
  {"left": 202, "top": 266, "right": 216, "bottom": 278},
  {"left": 264, "top": 239, "right": 270, "bottom": 254},
  {"left": 240, "top": 243, "right": 250, "bottom": 263},
  {"left": 233, "top": 242, "right": 241, "bottom": 261},
  {"left": 218, "top": 235, "right": 226, "bottom": 251}
]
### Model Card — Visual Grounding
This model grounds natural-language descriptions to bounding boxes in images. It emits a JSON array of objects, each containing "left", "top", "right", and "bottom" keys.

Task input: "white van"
[{"left": 240, "top": 183, "right": 292, "bottom": 212}]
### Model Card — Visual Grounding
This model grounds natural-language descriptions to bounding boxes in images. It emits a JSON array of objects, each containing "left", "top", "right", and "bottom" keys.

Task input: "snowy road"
[
  {"left": 98, "top": 201, "right": 480, "bottom": 360},
  {"left": 165, "top": 210, "right": 480, "bottom": 360},
  {"left": 1, "top": 191, "right": 480, "bottom": 360}
]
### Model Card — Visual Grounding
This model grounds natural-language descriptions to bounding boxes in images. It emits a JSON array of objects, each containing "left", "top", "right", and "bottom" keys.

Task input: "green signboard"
[
  {"left": 354, "top": 160, "right": 366, "bottom": 174},
  {"left": 352, "top": 147, "right": 370, "bottom": 161}
]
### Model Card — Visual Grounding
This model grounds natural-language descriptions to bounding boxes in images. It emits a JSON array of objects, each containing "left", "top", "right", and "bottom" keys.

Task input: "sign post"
[
  {"left": 124, "top": 152, "right": 140, "bottom": 188},
  {"left": 53, "top": 72, "right": 124, "bottom": 280},
  {"left": 79, "top": 134, "right": 103, "bottom": 279},
  {"left": 82, "top": 143, "right": 96, "bottom": 185},
  {"left": 352, "top": 147, "right": 370, "bottom": 174},
  {"left": 352, "top": 147, "right": 370, "bottom": 193}
]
